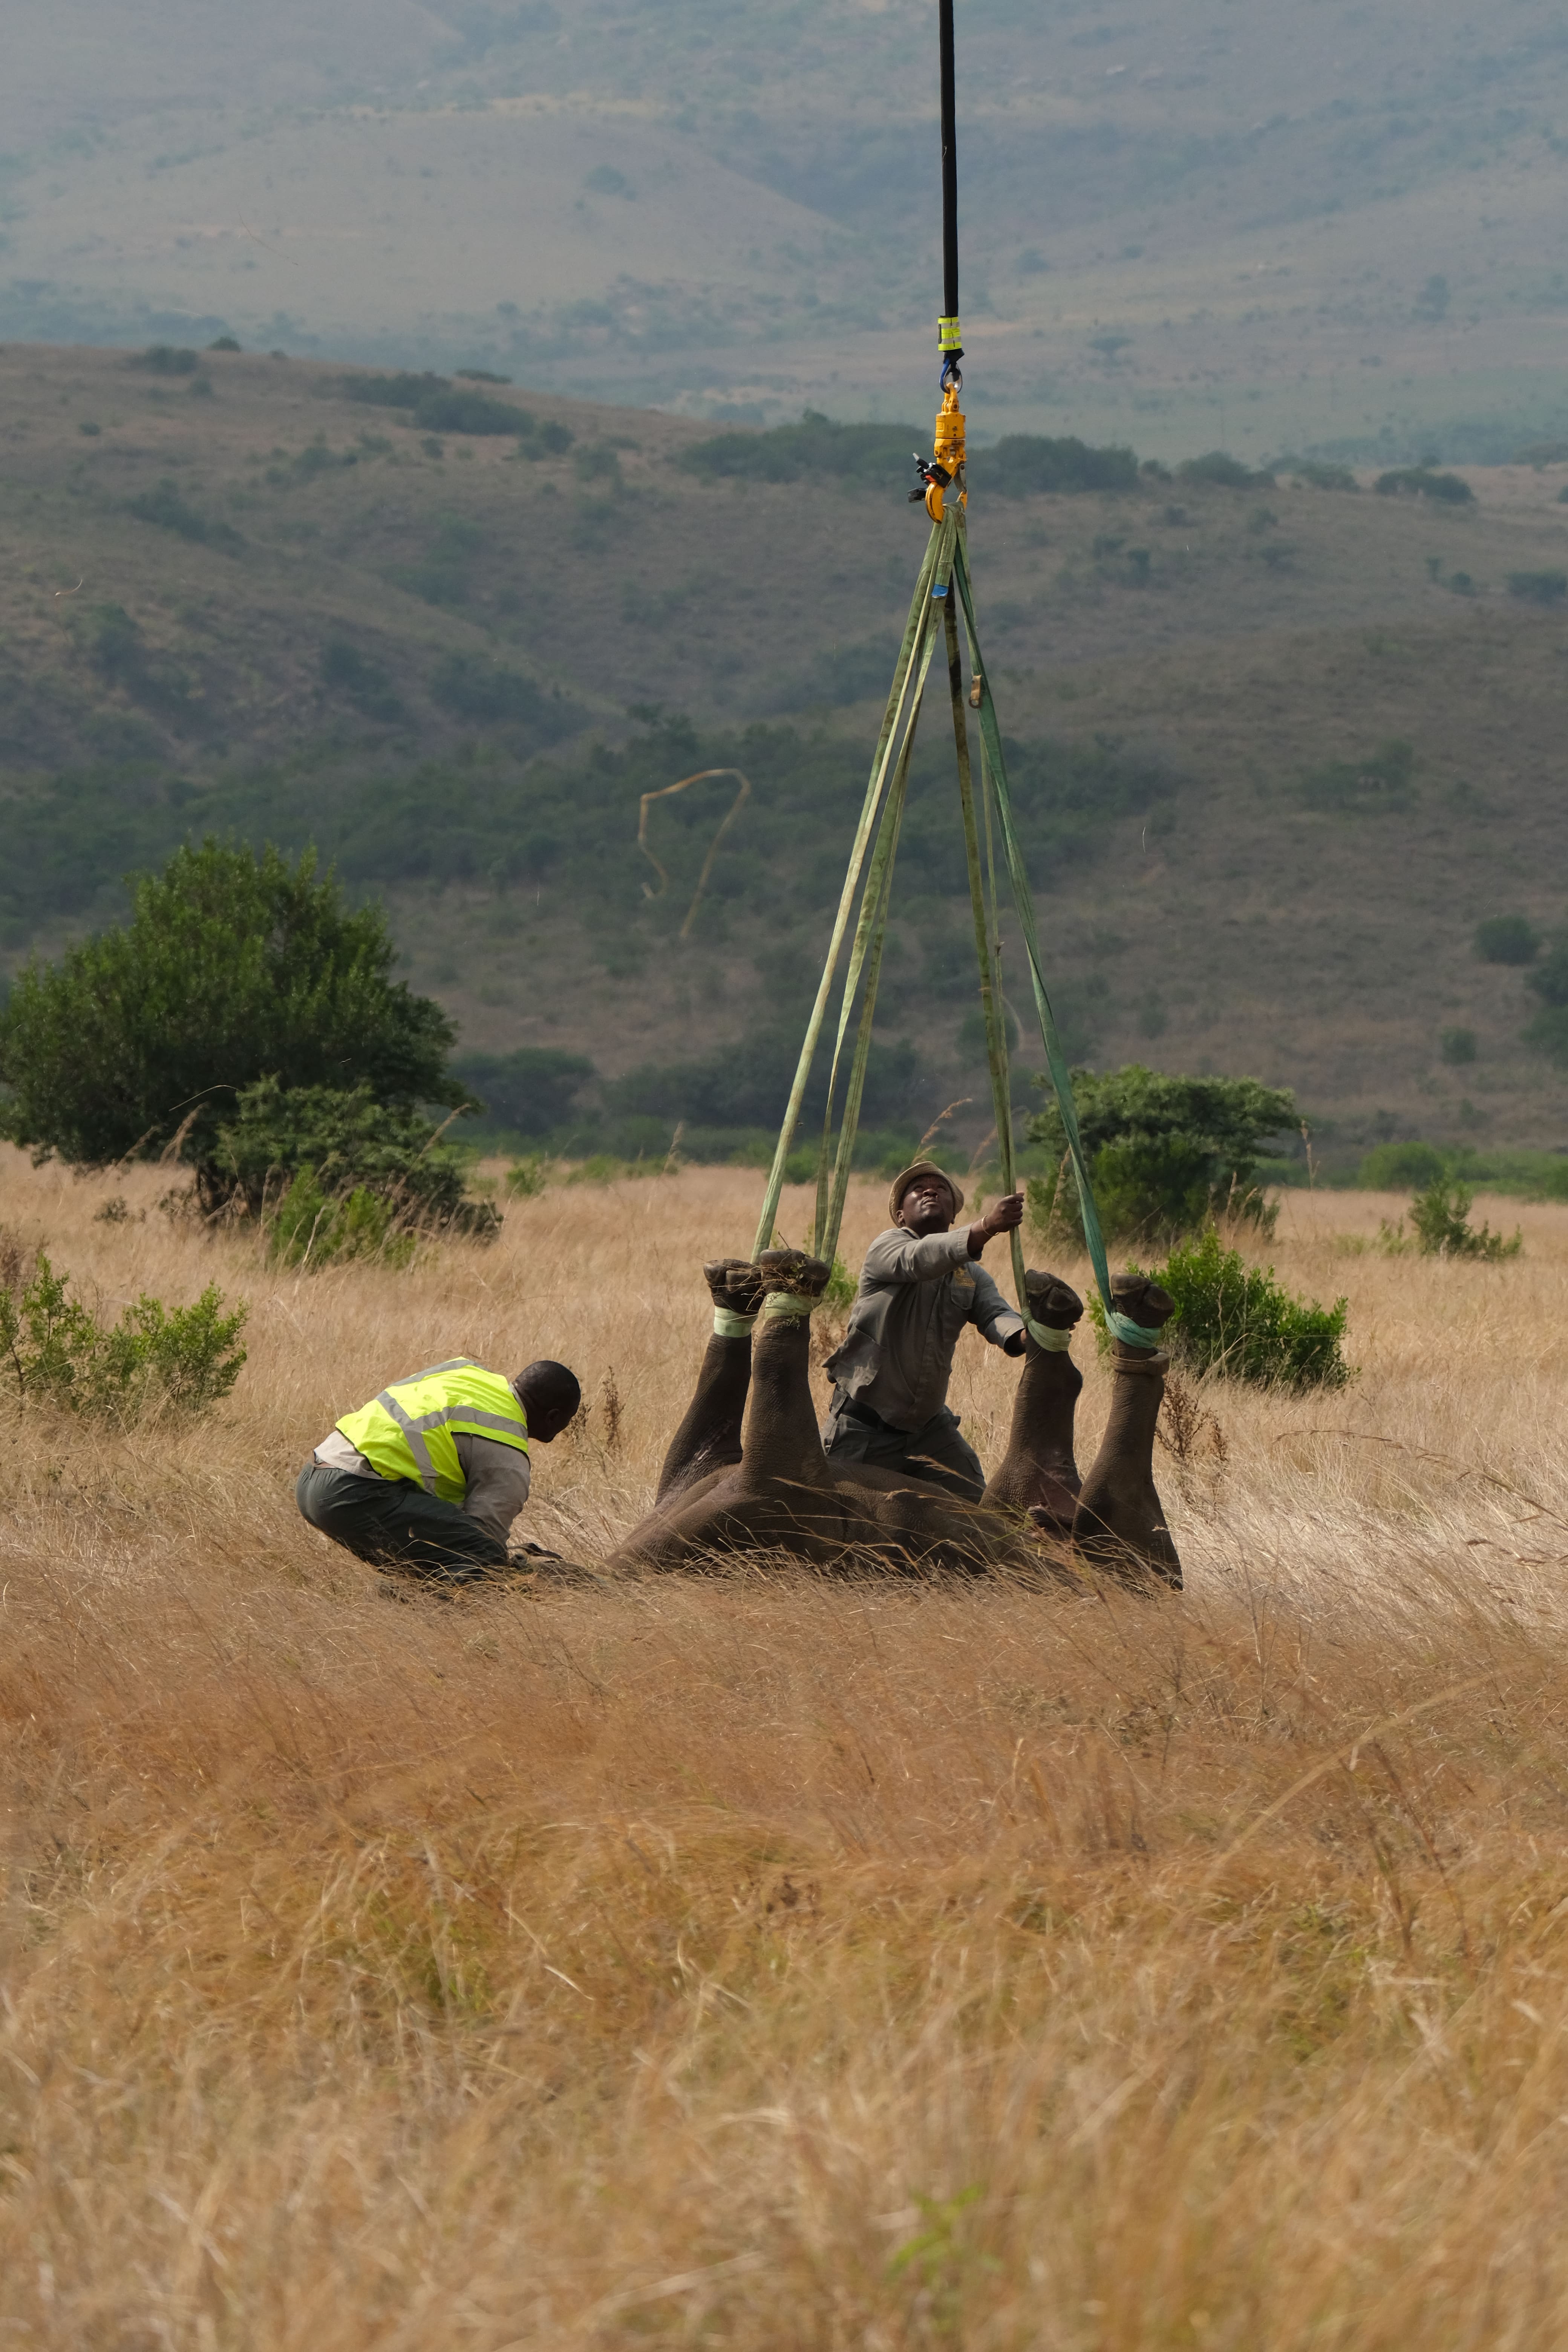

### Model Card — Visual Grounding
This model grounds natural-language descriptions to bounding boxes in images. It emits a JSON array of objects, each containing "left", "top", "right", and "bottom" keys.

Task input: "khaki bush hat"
[{"left": 888, "top": 1159, "right": 966, "bottom": 1224}]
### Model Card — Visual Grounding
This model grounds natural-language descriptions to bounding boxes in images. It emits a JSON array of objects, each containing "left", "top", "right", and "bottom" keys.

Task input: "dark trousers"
[
  {"left": 821, "top": 1397, "right": 986, "bottom": 1503},
  {"left": 296, "top": 1463, "right": 508, "bottom": 1583}
]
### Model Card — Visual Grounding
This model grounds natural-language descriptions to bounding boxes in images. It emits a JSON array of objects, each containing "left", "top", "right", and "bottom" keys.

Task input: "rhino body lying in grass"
[{"left": 608, "top": 1251, "right": 1181, "bottom": 1588}]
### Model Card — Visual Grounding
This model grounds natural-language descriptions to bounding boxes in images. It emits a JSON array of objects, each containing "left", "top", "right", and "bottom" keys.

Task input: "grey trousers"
[
  {"left": 821, "top": 1398, "right": 986, "bottom": 1503},
  {"left": 296, "top": 1462, "right": 509, "bottom": 1583}
]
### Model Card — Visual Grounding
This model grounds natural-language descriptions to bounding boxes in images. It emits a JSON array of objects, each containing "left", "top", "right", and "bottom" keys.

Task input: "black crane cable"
[{"left": 939, "top": 0, "right": 960, "bottom": 355}]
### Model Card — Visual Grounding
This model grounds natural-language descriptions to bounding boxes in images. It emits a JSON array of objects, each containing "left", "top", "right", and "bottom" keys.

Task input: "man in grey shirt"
[{"left": 822, "top": 1158, "right": 1027, "bottom": 1502}]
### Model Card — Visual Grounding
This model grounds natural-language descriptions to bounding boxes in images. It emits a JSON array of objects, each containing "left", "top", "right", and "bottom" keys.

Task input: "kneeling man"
[
  {"left": 297, "top": 1355, "right": 581, "bottom": 1582},
  {"left": 823, "top": 1159, "right": 1026, "bottom": 1502}
]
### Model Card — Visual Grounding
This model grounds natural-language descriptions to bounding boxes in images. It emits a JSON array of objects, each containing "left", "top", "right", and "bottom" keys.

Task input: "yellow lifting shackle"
[{"left": 923, "top": 368, "right": 968, "bottom": 524}]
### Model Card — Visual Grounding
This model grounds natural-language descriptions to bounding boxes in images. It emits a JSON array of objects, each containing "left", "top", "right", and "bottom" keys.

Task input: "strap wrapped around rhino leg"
[{"left": 1071, "top": 1276, "right": 1182, "bottom": 1590}]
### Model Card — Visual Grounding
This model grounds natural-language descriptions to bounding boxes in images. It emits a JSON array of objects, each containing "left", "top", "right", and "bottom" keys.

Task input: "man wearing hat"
[{"left": 821, "top": 1160, "right": 1027, "bottom": 1502}]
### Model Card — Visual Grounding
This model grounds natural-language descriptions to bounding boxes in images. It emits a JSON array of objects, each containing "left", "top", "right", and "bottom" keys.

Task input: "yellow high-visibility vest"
[{"left": 336, "top": 1360, "right": 528, "bottom": 1504}]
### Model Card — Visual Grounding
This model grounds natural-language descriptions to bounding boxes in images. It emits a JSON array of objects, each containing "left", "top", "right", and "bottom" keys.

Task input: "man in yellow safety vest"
[{"left": 296, "top": 1355, "right": 581, "bottom": 1583}]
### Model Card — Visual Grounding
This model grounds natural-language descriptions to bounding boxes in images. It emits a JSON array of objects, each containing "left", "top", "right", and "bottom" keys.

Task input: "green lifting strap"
[
  {"left": 750, "top": 512, "right": 956, "bottom": 1262},
  {"left": 750, "top": 512, "right": 1160, "bottom": 1352},
  {"left": 950, "top": 528, "right": 1162, "bottom": 1349}
]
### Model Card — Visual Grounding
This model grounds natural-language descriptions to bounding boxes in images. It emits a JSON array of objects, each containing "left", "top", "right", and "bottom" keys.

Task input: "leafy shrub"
[
  {"left": 1297, "top": 737, "right": 1415, "bottom": 813},
  {"left": 505, "top": 1156, "right": 550, "bottom": 1198},
  {"left": 976, "top": 435, "right": 1138, "bottom": 496},
  {"left": 679, "top": 410, "right": 922, "bottom": 488},
  {"left": 1176, "top": 452, "right": 1276, "bottom": 488},
  {"left": 1288, "top": 459, "right": 1358, "bottom": 490},
  {"left": 1475, "top": 914, "right": 1539, "bottom": 965},
  {"left": 1525, "top": 935, "right": 1568, "bottom": 1008},
  {"left": 126, "top": 477, "right": 243, "bottom": 550},
  {"left": 1090, "top": 1227, "right": 1349, "bottom": 1390},
  {"left": 417, "top": 388, "right": 527, "bottom": 435},
  {"left": 1406, "top": 1179, "right": 1521, "bottom": 1260},
  {"left": 1374, "top": 467, "right": 1473, "bottom": 504},
  {"left": 573, "top": 443, "right": 623, "bottom": 486},
  {"left": 341, "top": 370, "right": 448, "bottom": 410},
  {"left": 1028, "top": 1065, "right": 1295, "bottom": 1244},
  {"left": 339, "top": 369, "right": 528, "bottom": 437},
  {"left": 1440, "top": 1026, "right": 1478, "bottom": 1065},
  {"left": 264, "top": 1168, "right": 415, "bottom": 1269},
  {"left": 1521, "top": 937, "right": 1568, "bottom": 1059},
  {"left": 452, "top": 1047, "right": 595, "bottom": 1137},
  {"left": 0, "top": 842, "right": 461, "bottom": 1179},
  {"left": 608, "top": 1023, "right": 926, "bottom": 1132},
  {"left": 321, "top": 640, "right": 405, "bottom": 724},
  {"left": 1508, "top": 570, "right": 1568, "bottom": 605},
  {"left": 1522, "top": 1007, "right": 1568, "bottom": 1063},
  {"left": 0, "top": 1253, "right": 247, "bottom": 1418},
  {"left": 562, "top": 1154, "right": 672, "bottom": 1186},
  {"left": 526, "top": 418, "right": 575, "bottom": 458},
  {"left": 429, "top": 652, "right": 579, "bottom": 738},
  {"left": 1358, "top": 1139, "right": 1446, "bottom": 1190},
  {"left": 213, "top": 1078, "right": 498, "bottom": 1245},
  {"left": 208, "top": 335, "right": 241, "bottom": 353}
]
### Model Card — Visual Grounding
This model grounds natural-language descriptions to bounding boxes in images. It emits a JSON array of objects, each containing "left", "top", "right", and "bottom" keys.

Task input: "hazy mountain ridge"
[{"left": 6, "top": 2, "right": 1568, "bottom": 458}]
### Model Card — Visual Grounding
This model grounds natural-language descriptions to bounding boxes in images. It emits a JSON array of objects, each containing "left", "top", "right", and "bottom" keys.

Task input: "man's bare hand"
[{"left": 967, "top": 1190, "right": 1025, "bottom": 1255}]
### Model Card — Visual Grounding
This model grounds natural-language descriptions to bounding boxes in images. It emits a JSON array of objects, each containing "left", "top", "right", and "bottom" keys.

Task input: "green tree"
[
  {"left": 1474, "top": 914, "right": 1539, "bottom": 966},
  {"left": 0, "top": 842, "right": 460, "bottom": 1182},
  {"left": 1028, "top": 1064, "right": 1296, "bottom": 1243}
]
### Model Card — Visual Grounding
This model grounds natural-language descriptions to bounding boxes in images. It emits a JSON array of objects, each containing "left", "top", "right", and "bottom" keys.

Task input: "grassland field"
[{"left": 6, "top": 1148, "right": 1568, "bottom": 2345}]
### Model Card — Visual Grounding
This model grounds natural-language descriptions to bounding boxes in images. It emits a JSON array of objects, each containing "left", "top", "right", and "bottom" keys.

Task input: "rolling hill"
[
  {"left": 5, "top": 338, "right": 1568, "bottom": 1167},
  {"left": 6, "top": 0, "right": 1568, "bottom": 462}
]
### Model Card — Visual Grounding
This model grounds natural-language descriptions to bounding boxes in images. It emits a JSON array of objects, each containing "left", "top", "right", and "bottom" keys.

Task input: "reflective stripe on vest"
[{"left": 335, "top": 1359, "right": 528, "bottom": 1505}]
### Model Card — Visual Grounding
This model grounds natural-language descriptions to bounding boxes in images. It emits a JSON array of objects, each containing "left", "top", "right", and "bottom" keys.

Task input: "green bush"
[
  {"left": 1525, "top": 935, "right": 1568, "bottom": 1009},
  {"left": 1297, "top": 738, "right": 1415, "bottom": 813},
  {"left": 1177, "top": 452, "right": 1276, "bottom": 489},
  {"left": 0, "top": 1253, "right": 247, "bottom": 1418},
  {"left": 0, "top": 842, "right": 462, "bottom": 1184},
  {"left": 428, "top": 652, "right": 579, "bottom": 738},
  {"left": 339, "top": 370, "right": 528, "bottom": 436},
  {"left": 264, "top": 1168, "right": 416, "bottom": 1269},
  {"left": 1288, "top": 459, "right": 1358, "bottom": 490},
  {"left": 1440, "top": 1026, "right": 1478, "bottom": 1065},
  {"left": 1509, "top": 571, "right": 1568, "bottom": 605},
  {"left": 1028, "top": 1065, "right": 1296, "bottom": 1244},
  {"left": 1407, "top": 1179, "right": 1521, "bottom": 1260},
  {"left": 505, "top": 1155, "right": 550, "bottom": 1198},
  {"left": 977, "top": 435, "right": 1139, "bottom": 496},
  {"left": 1358, "top": 1139, "right": 1447, "bottom": 1189},
  {"left": 321, "top": 640, "right": 405, "bottom": 724},
  {"left": 678, "top": 410, "right": 922, "bottom": 488},
  {"left": 213, "top": 1078, "right": 499, "bottom": 1248},
  {"left": 452, "top": 1047, "right": 594, "bottom": 1136},
  {"left": 127, "top": 478, "right": 243, "bottom": 552},
  {"left": 1089, "top": 1228, "right": 1349, "bottom": 1390},
  {"left": 1523, "top": 1006, "right": 1568, "bottom": 1064},
  {"left": 1374, "top": 467, "right": 1473, "bottom": 504},
  {"left": 1475, "top": 914, "right": 1539, "bottom": 965}
]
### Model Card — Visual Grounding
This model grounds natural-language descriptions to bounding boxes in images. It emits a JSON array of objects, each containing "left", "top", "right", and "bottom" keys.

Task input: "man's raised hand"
[{"left": 967, "top": 1189, "right": 1025, "bottom": 1256}]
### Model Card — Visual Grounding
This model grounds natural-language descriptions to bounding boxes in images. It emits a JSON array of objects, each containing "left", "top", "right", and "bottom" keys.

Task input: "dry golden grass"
[{"left": 6, "top": 1150, "right": 1568, "bottom": 2347}]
